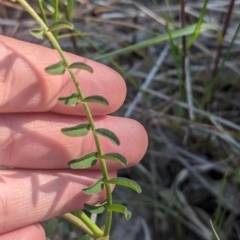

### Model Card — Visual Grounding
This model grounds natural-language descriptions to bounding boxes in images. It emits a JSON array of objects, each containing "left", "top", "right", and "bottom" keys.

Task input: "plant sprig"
[{"left": 17, "top": 1, "right": 141, "bottom": 239}]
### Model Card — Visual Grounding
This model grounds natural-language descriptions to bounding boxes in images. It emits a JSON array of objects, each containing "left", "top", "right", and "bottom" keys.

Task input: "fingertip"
[{"left": 121, "top": 118, "right": 148, "bottom": 167}]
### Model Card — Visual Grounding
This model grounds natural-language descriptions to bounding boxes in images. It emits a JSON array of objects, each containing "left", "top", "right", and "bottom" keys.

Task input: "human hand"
[{"left": 0, "top": 35, "right": 148, "bottom": 239}]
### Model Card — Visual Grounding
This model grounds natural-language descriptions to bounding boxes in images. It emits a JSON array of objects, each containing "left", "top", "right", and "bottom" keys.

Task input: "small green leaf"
[
  {"left": 45, "top": 61, "right": 66, "bottom": 75},
  {"left": 68, "top": 152, "right": 98, "bottom": 169},
  {"left": 83, "top": 177, "right": 104, "bottom": 194},
  {"left": 44, "top": 218, "right": 58, "bottom": 237},
  {"left": 61, "top": 123, "right": 90, "bottom": 137},
  {"left": 95, "top": 128, "right": 120, "bottom": 145},
  {"left": 108, "top": 204, "right": 132, "bottom": 220},
  {"left": 69, "top": 62, "right": 93, "bottom": 73},
  {"left": 29, "top": 29, "right": 44, "bottom": 39},
  {"left": 100, "top": 153, "right": 127, "bottom": 167},
  {"left": 79, "top": 234, "right": 91, "bottom": 240},
  {"left": 48, "top": 20, "right": 74, "bottom": 32},
  {"left": 82, "top": 95, "right": 109, "bottom": 106},
  {"left": 58, "top": 93, "right": 80, "bottom": 106},
  {"left": 84, "top": 202, "right": 107, "bottom": 214},
  {"left": 106, "top": 177, "right": 141, "bottom": 193}
]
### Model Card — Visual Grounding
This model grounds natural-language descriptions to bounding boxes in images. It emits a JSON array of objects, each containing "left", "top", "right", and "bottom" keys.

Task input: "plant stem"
[
  {"left": 64, "top": 1, "right": 80, "bottom": 55},
  {"left": 53, "top": 0, "right": 59, "bottom": 39},
  {"left": 17, "top": 0, "right": 113, "bottom": 238},
  {"left": 62, "top": 213, "right": 96, "bottom": 238},
  {"left": 73, "top": 210, "right": 103, "bottom": 238},
  {"left": 37, "top": 0, "right": 48, "bottom": 25},
  {"left": 66, "top": 0, "right": 74, "bottom": 22}
]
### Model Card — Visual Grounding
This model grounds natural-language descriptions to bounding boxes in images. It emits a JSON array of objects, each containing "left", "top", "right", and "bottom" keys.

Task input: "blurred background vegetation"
[{"left": 1, "top": 0, "right": 240, "bottom": 239}]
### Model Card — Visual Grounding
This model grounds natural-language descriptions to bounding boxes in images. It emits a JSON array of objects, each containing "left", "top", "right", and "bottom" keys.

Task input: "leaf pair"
[
  {"left": 59, "top": 94, "right": 109, "bottom": 107},
  {"left": 45, "top": 61, "right": 93, "bottom": 75},
  {"left": 68, "top": 152, "right": 127, "bottom": 169},
  {"left": 84, "top": 202, "right": 131, "bottom": 220},
  {"left": 30, "top": 20, "right": 73, "bottom": 39},
  {"left": 62, "top": 124, "right": 120, "bottom": 145},
  {"left": 62, "top": 123, "right": 124, "bottom": 170},
  {"left": 82, "top": 177, "right": 141, "bottom": 195}
]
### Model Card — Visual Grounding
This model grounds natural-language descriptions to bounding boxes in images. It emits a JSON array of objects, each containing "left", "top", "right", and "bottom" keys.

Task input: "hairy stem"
[{"left": 17, "top": 0, "right": 113, "bottom": 238}]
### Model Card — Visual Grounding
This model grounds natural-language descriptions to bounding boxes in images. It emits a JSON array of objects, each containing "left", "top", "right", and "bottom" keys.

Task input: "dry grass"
[{"left": 1, "top": 0, "right": 240, "bottom": 239}]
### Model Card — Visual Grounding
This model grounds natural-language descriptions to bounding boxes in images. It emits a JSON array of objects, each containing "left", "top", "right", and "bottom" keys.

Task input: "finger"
[
  {"left": 0, "top": 169, "right": 116, "bottom": 234},
  {"left": 0, "top": 113, "right": 148, "bottom": 170},
  {"left": 0, "top": 35, "right": 126, "bottom": 115},
  {"left": 0, "top": 224, "right": 45, "bottom": 240}
]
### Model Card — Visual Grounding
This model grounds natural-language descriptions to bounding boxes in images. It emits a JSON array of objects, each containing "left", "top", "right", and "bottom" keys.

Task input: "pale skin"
[{"left": 0, "top": 35, "right": 148, "bottom": 239}]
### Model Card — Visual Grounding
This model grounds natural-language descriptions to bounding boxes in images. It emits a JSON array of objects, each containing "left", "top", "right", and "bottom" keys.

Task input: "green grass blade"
[
  {"left": 66, "top": 0, "right": 74, "bottom": 22},
  {"left": 95, "top": 23, "right": 218, "bottom": 61},
  {"left": 37, "top": 0, "right": 48, "bottom": 25},
  {"left": 187, "top": 0, "right": 209, "bottom": 48},
  {"left": 53, "top": 0, "right": 59, "bottom": 39}
]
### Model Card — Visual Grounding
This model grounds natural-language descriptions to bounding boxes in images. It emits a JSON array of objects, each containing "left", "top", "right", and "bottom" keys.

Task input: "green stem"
[
  {"left": 37, "top": 0, "right": 48, "bottom": 25},
  {"left": 62, "top": 213, "right": 96, "bottom": 238},
  {"left": 53, "top": 0, "right": 59, "bottom": 39},
  {"left": 66, "top": 0, "right": 74, "bottom": 22},
  {"left": 18, "top": 0, "right": 113, "bottom": 238},
  {"left": 73, "top": 210, "right": 103, "bottom": 238},
  {"left": 53, "top": 0, "right": 59, "bottom": 22}
]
